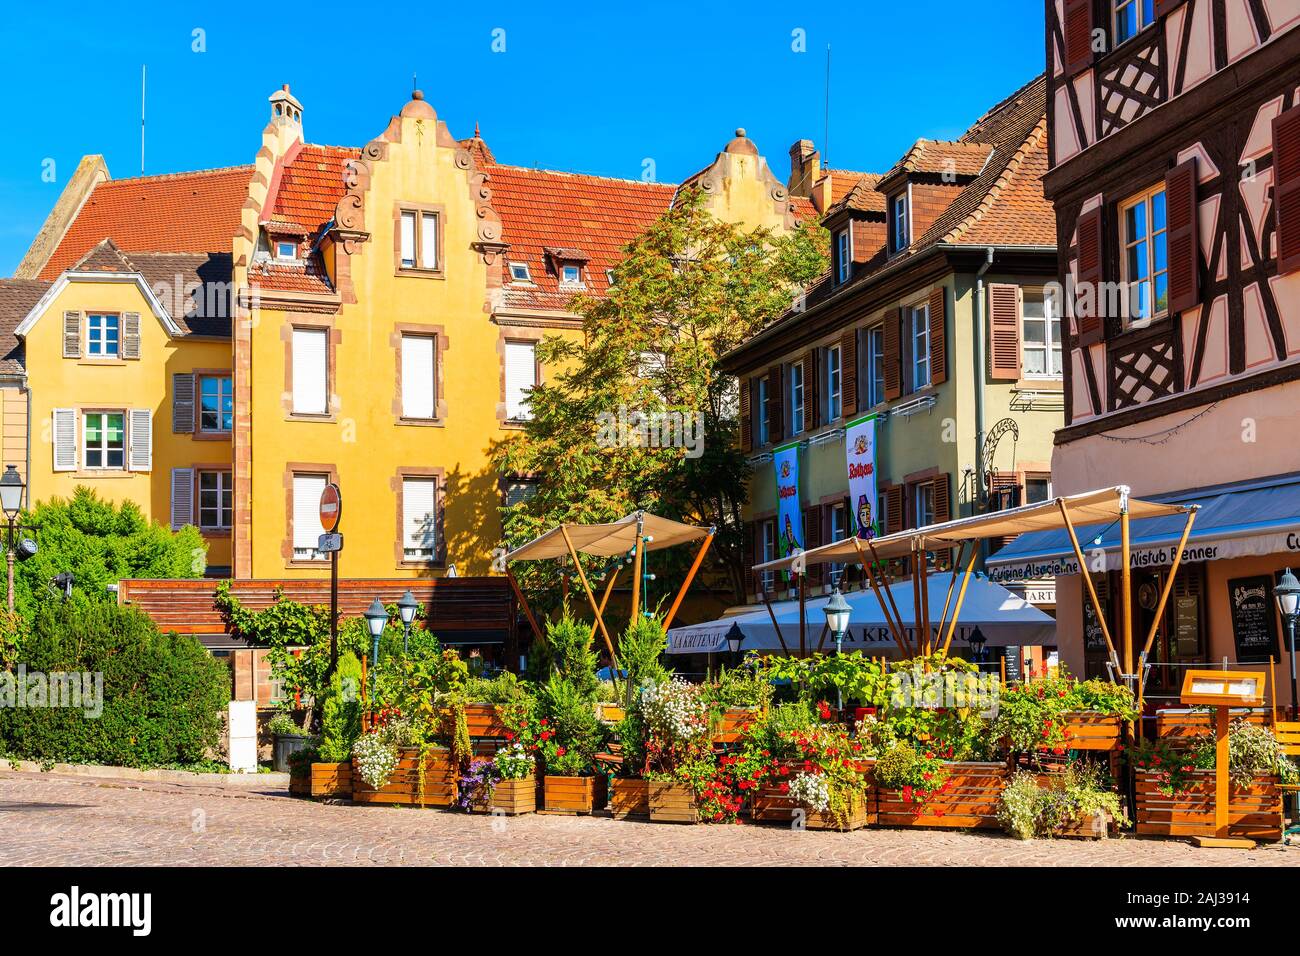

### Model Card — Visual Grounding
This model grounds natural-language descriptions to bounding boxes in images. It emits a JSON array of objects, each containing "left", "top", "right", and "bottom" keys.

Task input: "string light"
[{"left": 1099, "top": 402, "right": 1220, "bottom": 446}]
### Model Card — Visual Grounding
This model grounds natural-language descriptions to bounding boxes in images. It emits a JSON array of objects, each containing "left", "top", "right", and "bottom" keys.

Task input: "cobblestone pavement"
[{"left": 0, "top": 770, "right": 1293, "bottom": 866}]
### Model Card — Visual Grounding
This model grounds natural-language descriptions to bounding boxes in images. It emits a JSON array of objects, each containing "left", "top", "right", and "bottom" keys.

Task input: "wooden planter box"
[
  {"left": 310, "top": 761, "right": 352, "bottom": 799},
  {"left": 610, "top": 778, "right": 650, "bottom": 819},
  {"left": 289, "top": 769, "right": 310, "bottom": 796},
  {"left": 877, "top": 761, "right": 1008, "bottom": 829},
  {"left": 1155, "top": 708, "right": 1269, "bottom": 741},
  {"left": 542, "top": 775, "right": 606, "bottom": 814},
  {"left": 465, "top": 776, "right": 536, "bottom": 815},
  {"left": 351, "top": 747, "right": 456, "bottom": 807},
  {"left": 1061, "top": 712, "right": 1123, "bottom": 751},
  {"left": 752, "top": 759, "right": 877, "bottom": 830},
  {"left": 648, "top": 780, "right": 699, "bottom": 823},
  {"left": 712, "top": 706, "right": 760, "bottom": 744},
  {"left": 1056, "top": 810, "right": 1117, "bottom": 839},
  {"left": 1135, "top": 769, "right": 1283, "bottom": 842},
  {"left": 464, "top": 703, "right": 508, "bottom": 738}
]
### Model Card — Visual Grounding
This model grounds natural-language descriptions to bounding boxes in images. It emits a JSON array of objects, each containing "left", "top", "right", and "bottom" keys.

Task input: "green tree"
[
  {"left": 496, "top": 189, "right": 827, "bottom": 607},
  {"left": 5, "top": 487, "right": 206, "bottom": 618}
]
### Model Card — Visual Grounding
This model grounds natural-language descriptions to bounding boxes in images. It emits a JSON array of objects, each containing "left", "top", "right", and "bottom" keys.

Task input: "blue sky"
[{"left": 0, "top": 2, "right": 1046, "bottom": 275}]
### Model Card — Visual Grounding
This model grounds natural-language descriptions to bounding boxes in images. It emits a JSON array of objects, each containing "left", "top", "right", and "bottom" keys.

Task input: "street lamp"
[
  {"left": 1275, "top": 568, "right": 1300, "bottom": 719},
  {"left": 725, "top": 621, "right": 745, "bottom": 666},
  {"left": 363, "top": 598, "right": 388, "bottom": 673},
  {"left": 0, "top": 466, "right": 25, "bottom": 614},
  {"left": 969, "top": 626, "right": 987, "bottom": 664},
  {"left": 823, "top": 588, "right": 852, "bottom": 711},
  {"left": 396, "top": 589, "right": 419, "bottom": 655}
]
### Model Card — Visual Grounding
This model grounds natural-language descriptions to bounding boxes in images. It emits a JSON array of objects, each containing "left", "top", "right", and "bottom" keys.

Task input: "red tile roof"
[
  {"left": 0, "top": 279, "right": 49, "bottom": 374},
  {"left": 265, "top": 143, "right": 360, "bottom": 235},
  {"left": 824, "top": 169, "right": 875, "bottom": 207},
  {"left": 486, "top": 164, "right": 677, "bottom": 311},
  {"left": 39, "top": 165, "right": 252, "bottom": 280}
]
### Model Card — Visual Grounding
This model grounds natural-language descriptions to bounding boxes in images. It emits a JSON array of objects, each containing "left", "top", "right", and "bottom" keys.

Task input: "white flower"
[{"left": 787, "top": 772, "right": 831, "bottom": 813}]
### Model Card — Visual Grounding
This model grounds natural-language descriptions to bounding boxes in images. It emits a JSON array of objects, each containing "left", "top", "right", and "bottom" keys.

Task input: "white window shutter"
[
  {"left": 173, "top": 373, "right": 195, "bottom": 432},
  {"left": 53, "top": 408, "right": 77, "bottom": 471},
  {"left": 504, "top": 341, "right": 537, "bottom": 420},
  {"left": 62, "top": 312, "right": 81, "bottom": 358},
  {"left": 401, "top": 335, "right": 436, "bottom": 419},
  {"left": 291, "top": 328, "right": 328, "bottom": 414},
  {"left": 292, "top": 474, "right": 328, "bottom": 554},
  {"left": 128, "top": 408, "right": 152, "bottom": 471},
  {"left": 403, "top": 478, "right": 437, "bottom": 559},
  {"left": 121, "top": 313, "right": 141, "bottom": 360},
  {"left": 170, "top": 468, "right": 194, "bottom": 530}
]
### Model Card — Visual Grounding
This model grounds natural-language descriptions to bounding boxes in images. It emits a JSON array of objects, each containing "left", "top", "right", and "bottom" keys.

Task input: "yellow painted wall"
[
  {"left": 246, "top": 109, "right": 503, "bottom": 579},
  {"left": 0, "top": 387, "right": 27, "bottom": 490},
  {"left": 24, "top": 279, "right": 232, "bottom": 568}
]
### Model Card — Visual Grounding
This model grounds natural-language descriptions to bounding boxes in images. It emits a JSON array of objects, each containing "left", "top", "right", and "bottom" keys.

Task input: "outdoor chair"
[{"left": 1276, "top": 721, "right": 1300, "bottom": 845}]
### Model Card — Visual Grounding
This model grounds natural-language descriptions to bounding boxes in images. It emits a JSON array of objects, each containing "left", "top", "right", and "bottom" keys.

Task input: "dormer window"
[
  {"left": 509, "top": 262, "right": 532, "bottom": 283},
  {"left": 890, "top": 192, "right": 910, "bottom": 253},
  {"left": 606, "top": 269, "right": 617, "bottom": 287},
  {"left": 835, "top": 228, "right": 851, "bottom": 285},
  {"left": 276, "top": 240, "right": 298, "bottom": 260},
  {"left": 561, "top": 264, "right": 582, "bottom": 285}
]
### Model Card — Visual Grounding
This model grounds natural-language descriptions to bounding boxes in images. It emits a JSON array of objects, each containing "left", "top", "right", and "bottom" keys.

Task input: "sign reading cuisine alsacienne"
[{"left": 1228, "top": 575, "right": 1279, "bottom": 663}]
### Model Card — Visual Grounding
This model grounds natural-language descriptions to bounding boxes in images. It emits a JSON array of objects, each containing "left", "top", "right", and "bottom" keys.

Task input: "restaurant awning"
[
  {"left": 504, "top": 511, "right": 711, "bottom": 562},
  {"left": 986, "top": 472, "right": 1300, "bottom": 581},
  {"left": 754, "top": 486, "right": 1189, "bottom": 574},
  {"left": 665, "top": 573, "right": 1056, "bottom": 654}
]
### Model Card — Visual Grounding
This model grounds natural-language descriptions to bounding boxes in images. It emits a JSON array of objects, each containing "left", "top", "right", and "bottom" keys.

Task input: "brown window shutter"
[
  {"left": 927, "top": 288, "right": 947, "bottom": 385},
  {"left": 988, "top": 283, "right": 1023, "bottom": 380},
  {"left": 840, "top": 329, "right": 858, "bottom": 413},
  {"left": 803, "top": 504, "right": 822, "bottom": 585},
  {"left": 121, "top": 312, "right": 141, "bottom": 359},
  {"left": 883, "top": 309, "right": 902, "bottom": 400},
  {"left": 932, "top": 474, "right": 951, "bottom": 524},
  {"left": 739, "top": 376, "right": 752, "bottom": 452},
  {"left": 1075, "top": 206, "right": 1106, "bottom": 346},
  {"left": 884, "top": 485, "right": 904, "bottom": 535},
  {"left": 173, "top": 373, "right": 195, "bottom": 433},
  {"left": 62, "top": 311, "right": 81, "bottom": 358},
  {"left": 1063, "top": 0, "right": 1095, "bottom": 76},
  {"left": 767, "top": 364, "right": 784, "bottom": 443},
  {"left": 1165, "top": 159, "right": 1200, "bottom": 313},
  {"left": 1273, "top": 105, "right": 1300, "bottom": 275},
  {"left": 806, "top": 350, "right": 821, "bottom": 428},
  {"left": 987, "top": 473, "right": 1022, "bottom": 552}
]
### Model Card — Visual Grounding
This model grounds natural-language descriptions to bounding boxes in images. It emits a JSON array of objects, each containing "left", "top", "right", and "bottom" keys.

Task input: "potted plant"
[
  {"left": 310, "top": 651, "right": 361, "bottom": 799},
  {"left": 994, "top": 673, "right": 1136, "bottom": 766},
  {"left": 458, "top": 741, "right": 537, "bottom": 814},
  {"left": 268, "top": 711, "right": 313, "bottom": 773},
  {"left": 998, "top": 763, "right": 1130, "bottom": 840},
  {"left": 707, "top": 661, "right": 772, "bottom": 744},
  {"left": 536, "top": 675, "right": 607, "bottom": 813},
  {"left": 608, "top": 707, "right": 650, "bottom": 819},
  {"left": 462, "top": 671, "right": 530, "bottom": 738},
  {"left": 640, "top": 677, "right": 713, "bottom": 823}
]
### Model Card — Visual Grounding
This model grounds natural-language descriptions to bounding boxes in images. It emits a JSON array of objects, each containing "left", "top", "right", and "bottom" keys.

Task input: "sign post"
[
  {"left": 319, "top": 483, "right": 343, "bottom": 672},
  {"left": 1179, "top": 669, "right": 1266, "bottom": 849}
]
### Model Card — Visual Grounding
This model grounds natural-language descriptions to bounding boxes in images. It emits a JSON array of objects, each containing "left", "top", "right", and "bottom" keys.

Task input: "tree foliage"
[{"left": 496, "top": 189, "right": 827, "bottom": 606}]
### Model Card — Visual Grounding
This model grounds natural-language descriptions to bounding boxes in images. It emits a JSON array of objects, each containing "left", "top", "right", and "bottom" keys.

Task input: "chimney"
[
  {"left": 787, "top": 140, "right": 820, "bottom": 198},
  {"left": 267, "top": 84, "right": 304, "bottom": 154}
]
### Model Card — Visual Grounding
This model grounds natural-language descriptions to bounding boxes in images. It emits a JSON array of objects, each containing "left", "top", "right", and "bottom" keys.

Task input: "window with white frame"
[
  {"left": 276, "top": 240, "right": 298, "bottom": 260},
  {"left": 789, "top": 361, "right": 804, "bottom": 435},
  {"left": 1121, "top": 185, "right": 1168, "bottom": 328},
  {"left": 504, "top": 340, "right": 538, "bottom": 421},
  {"left": 757, "top": 376, "right": 770, "bottom": 446},
  {"left": 866, "top": 325, "right": 885, "bottom": 408},
  {"left": 1025, "top": 475, "right": 1052, "bottom": 504},
  {"left": 1022, "top": 289, "right": 1063, "bottom": 378},
  {"left": 291, "top": 473, "right": 328, "bottom": 561},
  {"left": 910, "top": 304, "right": 930, "bottom": 391},
  {"left": 1113, "top": 0, "right": 1155, "bottom": 46},
  {"left": 398, "top": 208, "right": 439, "bottom": 271},
  {"left": 87, "top": 314, "right": 120, "bottom": 357},
  {"left": 198, "top": 470, "right": 233, "bottom": 530},
  {"left": 826, "top": 345, "right": 842, "bottom": 421},
  {"left": 914, "top": 481, "right": 936, "bottom": 528},
  {"left": 83, "top": 412, "right": 125, "bottom": 469},
  {"left": 199, "top": 374, "right": 233, "bottom": 432},
  {"left": 828, "top": 502, "right": 848, "bottom": 584},
  {"left": 891, "top": 192, "right": 910, "bottom": 253},
  {"left": 560, "top": 264, "right": 582, "bottom": 285},
  {"left": 402, "top": 477, "right": 438, "bottom": 562},
  {"left": 508, "top": 262, "right": 531, "bottom": 283},
  {"left": 401, "top": 334, "right": 437, "bottom": 419},
  {"left": 836, "top": 229, "right": 851, "bottom": 284},
  {"left": 760, "top": 519, "right": 775, "bottom": 592},
  {"left": 291, "top": 327, "right": 328, "bottom": 415}
]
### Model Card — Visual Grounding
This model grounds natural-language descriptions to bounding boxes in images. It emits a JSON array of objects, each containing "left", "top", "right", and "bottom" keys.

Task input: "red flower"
[
  {"left": 778, "top": 782, "right": 790, "bottom": 794},
  {"left": 555, "top": 746, "right": 566, "bottom": 756},
  {"left": 539, "top": 719, "right": 548, "bottom": 726}
]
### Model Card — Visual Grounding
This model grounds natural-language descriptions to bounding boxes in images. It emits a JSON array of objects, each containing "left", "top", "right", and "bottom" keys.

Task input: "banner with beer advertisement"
[
  {"left": 845, "top": 414, "right": 879, "bottom": 538},
  {"left": 773, "top": 442, "right": 802, "bottom": 573}
]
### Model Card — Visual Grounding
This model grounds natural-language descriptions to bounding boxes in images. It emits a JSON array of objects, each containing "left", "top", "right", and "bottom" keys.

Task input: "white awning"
[
  {"left": 505, "top": 511, "right": 711, "bottom": 562},
  {"left": 666, "top": 573, "right": 1056, "bottom": 655}
]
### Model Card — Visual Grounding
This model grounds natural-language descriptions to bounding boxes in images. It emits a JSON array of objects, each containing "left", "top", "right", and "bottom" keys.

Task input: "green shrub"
[
  {"left": 619, "top": 615, "right": 670, "bottom": 688},
  {"left": 0, "top": 600, "right": 229, "bottom": 768},
  {"left": 543, "top": 610, "right": 599, "bottom": 698},
  {"left": 463, "top": 670, "right": 529, "bottom": 705},
  {"left": 318, "top": 652, "right": 363, "bottom": 763},
  {"left": 536, "top": 675, "right": 605, "bottom": 775},
  {"left": 997, "top": 764, "right": 1129, "bottom": 840}
]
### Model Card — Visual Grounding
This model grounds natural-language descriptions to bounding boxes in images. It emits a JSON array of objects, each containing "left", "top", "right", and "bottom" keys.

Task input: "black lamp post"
[
  {"left": 725, "top": 621, "right": 745, "bottom": 667},
  {"left": 0, "top": 466, "right": 34, "bottom": 614},
  {"left": 969, "top": 626, "right": 987, "bottom": 664},
  {"left": 1275, "top": 568, "right": 1300, "bottom": 720},
  {"left": 363, "top": 597, "right": 388, "bottom": 678},
  {"left": 396, "top": 589, "right": 419, "bottom": 654},
  {"left": 823, "top": 588, "right": 852, "bottom": 710}
]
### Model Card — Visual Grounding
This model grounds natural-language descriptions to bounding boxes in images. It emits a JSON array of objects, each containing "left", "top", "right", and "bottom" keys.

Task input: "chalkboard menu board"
[
  {"left": 1174, "top": 595, "right": 1200, "bottom": 657},
  {"left": 1228, "top": 575, "right": 1279, "bottom": 663},
  {"left": 1083, "top": 595, "right": 1108, "bottom": 652},
  {"left": 1003, "top": 646, "right": 1022, "bottom": 683}
]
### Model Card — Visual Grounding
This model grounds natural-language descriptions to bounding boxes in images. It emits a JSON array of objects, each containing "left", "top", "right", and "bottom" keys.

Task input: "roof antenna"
[
  {"left": 823, "top": 44, "right": 831, "bottom": 169},
  {"left": 140, "top": 64, "right": 147, "bottom": 175}
]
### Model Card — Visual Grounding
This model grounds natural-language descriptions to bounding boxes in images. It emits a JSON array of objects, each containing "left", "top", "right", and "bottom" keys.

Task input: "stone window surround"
[
  {"left": 391, "top": 322, "right": 448, "bottom": 425},
  {"left": 497, "top": 326, "right": 545, "bottom": 428},
  {"left": 281, "top": 317, "right": 340, "bottom": 421},
  {"left": 281, "top": 461, "right": 339, "bottom": 568},
  {"left": 391, "top": 466, "right": 446, "bottom": 569},
  {"left": 193, "top": 463, "right": 234, "bottom": 536},
  {"left": 393, "top": 201, "right": 446, "bottom": 279}
]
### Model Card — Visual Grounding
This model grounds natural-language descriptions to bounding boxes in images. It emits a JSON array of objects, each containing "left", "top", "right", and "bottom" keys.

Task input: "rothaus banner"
[
  {"left": 773, "top": 441, "right": 803, "bottom": 563},
  {"left": 845, "top": 414, "right": 879, "bottom": 538}
]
